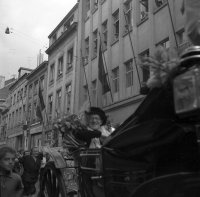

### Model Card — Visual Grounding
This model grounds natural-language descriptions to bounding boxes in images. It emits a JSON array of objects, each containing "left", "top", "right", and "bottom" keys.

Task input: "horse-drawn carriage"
[{"left": 39, "top": 46, "right": 200, "bottom": 197}]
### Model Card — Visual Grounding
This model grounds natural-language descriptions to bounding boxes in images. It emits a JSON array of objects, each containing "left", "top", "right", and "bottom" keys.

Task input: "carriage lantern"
[{"left": 173, "top": 46, "right": 200, "bottom": 117}]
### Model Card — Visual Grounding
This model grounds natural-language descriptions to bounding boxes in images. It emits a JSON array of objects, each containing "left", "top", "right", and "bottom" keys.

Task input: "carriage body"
[
  {"left": 40, "top": 146, "right": 154, "bottom": 197},
  {"left": 40, "top": 46, "right": 200, "bottom": 197}
]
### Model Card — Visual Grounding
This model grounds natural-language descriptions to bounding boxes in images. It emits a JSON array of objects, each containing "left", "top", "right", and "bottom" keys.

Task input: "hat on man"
[{"left": 85, "top": 107, "right": 107, "bottom": 125}]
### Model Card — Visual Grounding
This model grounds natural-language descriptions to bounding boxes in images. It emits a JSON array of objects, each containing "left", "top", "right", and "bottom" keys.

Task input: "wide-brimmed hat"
[{"left": 85, "top": 107, "right": 107, "bottom": 125}]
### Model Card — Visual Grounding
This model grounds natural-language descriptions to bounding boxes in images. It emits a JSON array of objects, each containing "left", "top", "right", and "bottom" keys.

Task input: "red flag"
[{"left": 98, "top": 44, "right": 110, "bottom": 94}]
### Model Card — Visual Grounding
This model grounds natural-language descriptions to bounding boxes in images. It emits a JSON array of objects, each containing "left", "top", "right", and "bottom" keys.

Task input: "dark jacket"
[{"left": 74, "top": 128, "right": 101, "bottom": 147}]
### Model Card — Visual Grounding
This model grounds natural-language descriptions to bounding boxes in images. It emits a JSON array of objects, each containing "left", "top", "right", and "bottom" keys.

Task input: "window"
[
  {"left": 40, "top": 76, "right": 45, "bottom": 91},
  {"left": 17, "top": 91, "right": 20, "bottom": 102},
  {"left": 92, "top": 29, "right": 98, "bottom": 58},
  {"left": 102, "top": 20, "right": 108, "bottom": 49},
  {"left": 28, "top": 104, "right": 32, "bottom": 122},
  {"left": 56, "top": 89, "right": 62, "bottom": 117},
  {"left": 86, "top": 0, "right": 90, "bottom": 17},
  {"left": 155, "top": 0, "right": 167, "bottom": 8},
  {"left": 92, "top": 80, "right": 97, "bottom": 104},
  {"left": 33, "top": 102, "right": 37, "bottom": 122},
  {"left": 124, "top": 0, "right": 132, "bottom": 32},
  {"left": 65, "top": 84, "right": 72, "bottom": 114},
  {"left": 29, "top": 85, "right": 33, "bottom": 98},
  {"left": 112, "top": 67, "right": 119, "bottom": 93},
  {"left": 16, "top": 109, "right": 18, "bottom": 125},
  {"left": 52, "top": 33, "right": 57, "bottom": 43},
  {"left": 23, "top": 105, "right": 26, "bottom": 122},
  {"left": 67, "top": 48, "right": 73, "bottom": 70},
  {"left": 157, "top": 38, "right": 170, "bottom": 49},
  {"left": 34, "top": 81, "right": 38, "bottom": 95},
  {"left": 83, "top": 85, "right": 88, "bottom": 102},
  {"left": 20, "top": 88, "right": 23, "bottom": 100},
  {"left": 64, "top": 15, "right": 74, "bottom": 31},
  {"left": 125, "top": 60, "right": 133, "bottom": 88},
  {"left": 48, "top": 95, "right": 53, "bottom": 118},
  {"left": 9, "top": 114, "right": 11, "bottom": 129},
  {"left": 93, "top": 0, "right": 98, "bottom": 10},
  {"left": 58, "top": 56, "right": 63, "bottom": 77},
  {"left": 12, "top": 112, "right": 14, "bottom": 128},
  {"left": 85, "top": 37, "right": 89, "bottom": 64},
  {"left": 24, "top": 85, "right": 27, "bottom": 97},
  {"left": 177, "top": 30, "right": 187, "bottom": 45},
  {"left": 49, "top": 64, "right": 55, "bottom": 83},
  {"left": 13, "top": 94, "right": 16, "bottom": 105},
  {"left": 19, "top": 107, "right": 22, "bottom": 123},
  {"left": 140, "top": 0, "right": 148, "bottom": 21},
  {"left": 139, "top": 50, "right": 150, "bottom": 83},
  {"left": 112, "top": 10, "right": 119, "bottom": 41}
]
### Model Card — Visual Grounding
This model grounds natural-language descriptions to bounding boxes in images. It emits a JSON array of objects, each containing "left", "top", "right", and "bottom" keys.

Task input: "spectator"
[
  {"left": 19, "top": 147, "right": 43, "bottom": 196},
  {"left": 0, "top": 146, "right": 23, "bottom": 197}
]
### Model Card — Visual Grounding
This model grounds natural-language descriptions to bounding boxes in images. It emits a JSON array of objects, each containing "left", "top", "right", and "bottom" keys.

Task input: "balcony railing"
[{"left": 178, "top": 41, "right": 193, "bottom": 54}]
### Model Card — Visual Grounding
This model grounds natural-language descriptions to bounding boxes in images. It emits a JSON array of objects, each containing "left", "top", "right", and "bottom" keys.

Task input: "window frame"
[
  {"left": 112, "top": 10, "right": 119, "bottom": 41},
  {"left": 125, "top": 59, "right": 134, "bottom": 88},
  {"left": 102, "top": 20, "right": 108, "bottom": 49},
  {"left": 139, "top": 0, "right": 149, "bottom": 21},
  {"left": 67, "top": 47, "right": 74, "bottom": 71},
  {"left": 112, "top": 67, "right": 119, "bottom": 93},
  {"left": 124, "top": 0, "right": 133, "bottom": 32},
  {"left": 57, "top": 56, "right": 64, "bottom": 77},
  {"left": 49, "top": 63, "right": 55, "bottom": 83},
  {"left": 92, "top": 29, "right": 98, "bottom": 58}
]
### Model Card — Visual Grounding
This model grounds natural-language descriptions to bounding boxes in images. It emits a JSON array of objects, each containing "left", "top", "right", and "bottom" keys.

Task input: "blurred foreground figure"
[
  {"left": 184, "top": 0, "right": 200, "bottom": 45},
  {"left": 0, "top": 146, "right": 23, "bottom": 197},
  {"left": 19, "top": 147, "right": 42, "bottom": 196}
]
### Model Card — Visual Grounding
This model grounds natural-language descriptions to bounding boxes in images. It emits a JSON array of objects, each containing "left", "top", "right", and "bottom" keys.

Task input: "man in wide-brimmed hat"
[
  {"left": 73, "top": 106, "right": 111, "bottom": 148},
  {"left": 85, "top": 107, "right": 111, "bottom": 148}
]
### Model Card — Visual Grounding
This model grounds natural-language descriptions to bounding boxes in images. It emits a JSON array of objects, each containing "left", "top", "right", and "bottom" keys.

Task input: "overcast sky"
[{"left": 0, "top": 0, "right": 77, "bottom": 80}]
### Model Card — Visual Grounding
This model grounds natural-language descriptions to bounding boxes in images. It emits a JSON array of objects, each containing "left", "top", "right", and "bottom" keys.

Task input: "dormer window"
[
  {"left": 140, "top": 0, "right": 148, "bottom": 21},
  {"left": 155, "top": 0, "right": 167, "bottom": 8},
  {"left": 52, "top": 34, "right": 57, "bottom": 42},
  {"left": 64, "top": 15, "right": 74, "bottom": 31}
]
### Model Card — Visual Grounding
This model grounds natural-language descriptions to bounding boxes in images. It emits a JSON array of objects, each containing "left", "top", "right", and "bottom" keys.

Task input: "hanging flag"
[
  {"left": 36, "top": 104, "right": 43, "bottom": 121},
  {"left": 98, "top": 44, "right": 110, "bottom": 94},
  {"left": 38, "top": 86, "right": 45, "bottom": 111}
]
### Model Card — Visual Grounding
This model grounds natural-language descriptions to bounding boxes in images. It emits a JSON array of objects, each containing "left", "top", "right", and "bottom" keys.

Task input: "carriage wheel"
[{"left": 40, "top": 161, "right": 67, "bottom": 197}]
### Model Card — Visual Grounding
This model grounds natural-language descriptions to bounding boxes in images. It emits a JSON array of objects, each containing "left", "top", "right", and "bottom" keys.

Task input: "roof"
[
  {"left": 0, "top": 82, "right": 15, "bottom": 100},
  {"left": 9, "top": 73, "right": 28, "bottom": 91},
  {"left": 48, "top": 3, "right": 78, "bottom": 38},
  {"left": 26, "top": 61, "right": 48, "bottom": 80}
]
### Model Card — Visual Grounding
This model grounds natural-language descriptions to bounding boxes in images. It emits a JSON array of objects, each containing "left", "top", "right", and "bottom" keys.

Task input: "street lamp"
[{"left": 5, "top": 27, "right": 13, "bottom": 34}]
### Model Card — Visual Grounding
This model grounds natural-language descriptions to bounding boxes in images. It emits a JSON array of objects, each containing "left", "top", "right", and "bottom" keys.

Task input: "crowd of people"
[{"left": 0, "top": 106, "right": 114, "bottom": 197}]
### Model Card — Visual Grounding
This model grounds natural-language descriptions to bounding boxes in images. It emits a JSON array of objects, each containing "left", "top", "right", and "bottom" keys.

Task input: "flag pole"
[
  {"left": 19, "top": 91, "right": 28, "bottom": 150},
  {"left": 166, "top": 0, "right": 178, "bottom": 48},
  {"left": 123, "top": 9, "right": 142, "bottom": 89},
  {"left": 80, "top": 49, "right": 92, "bottom": 107},
  {"left": 98, "top": 32, "right": 113, "bottom": 103}
]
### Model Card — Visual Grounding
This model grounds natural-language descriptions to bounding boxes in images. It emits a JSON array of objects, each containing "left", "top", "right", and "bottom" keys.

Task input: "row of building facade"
[{"left": 0, "top": 0, "right": 190, "bottom": 151}]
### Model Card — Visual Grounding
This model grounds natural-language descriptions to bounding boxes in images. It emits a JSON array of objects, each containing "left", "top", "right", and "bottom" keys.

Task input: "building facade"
[
  {"left": 75, "top": 0, "right": 188, "bottom": 125},
  {"left": 26, "top": 61, "right": 48, "bottom": 150},
  {"left": 7, "top": 68, "right": 32, "bottom": 150},
  {"left": 0, "top": 77, "right": 16, "bottom": 147},
  {"left": 45, "top": 3, "right": 79, "bottom": 146}
]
